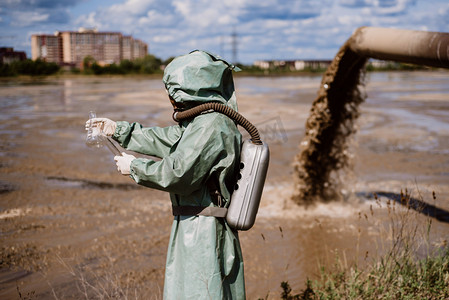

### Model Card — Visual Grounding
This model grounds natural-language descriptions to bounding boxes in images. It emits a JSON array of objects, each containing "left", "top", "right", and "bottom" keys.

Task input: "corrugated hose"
[{"left": 173, "top": 102, "right": 262, "bottom": 145}]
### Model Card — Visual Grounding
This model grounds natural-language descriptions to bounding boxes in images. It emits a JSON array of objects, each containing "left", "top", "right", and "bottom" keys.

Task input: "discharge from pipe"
[{"left": 292, "top": 27, "right": 448, "bottom": 205}]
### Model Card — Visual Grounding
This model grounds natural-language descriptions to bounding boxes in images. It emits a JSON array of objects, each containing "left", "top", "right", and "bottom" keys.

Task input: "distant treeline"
[
  {"left": 79, "top": 55, "right": 267, "bottom": 75},
  {"left": 366, "top": 61, "right": 428, "bottom": 71},
  {"left": 0, "top": 59, "right": 60, "bottom": 76},
  {"left": 80, "top": 55, "right": 173, "bottom": 75},
  {"left": 0, "top": 55, "right": 435, "bottom": 77}
]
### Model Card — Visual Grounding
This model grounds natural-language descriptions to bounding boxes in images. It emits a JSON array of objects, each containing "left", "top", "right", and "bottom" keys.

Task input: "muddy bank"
[{"left": 1, "top": 72, "right": 448, "bottom": 299}]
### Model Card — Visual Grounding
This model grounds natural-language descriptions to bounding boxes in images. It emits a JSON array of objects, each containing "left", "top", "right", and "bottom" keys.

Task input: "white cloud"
[
  {"left": 338, "top": 14, "right": 364, "bottom": 26},
  {"left": 11, "top": 11, "right": 49, "bottom": 27},
  {"left": 108, "top": 0, "right": 155, "bottom": 16},
  {"left": 75, "top": 12, "right": 103, "bottom": 29},
  {"left": 172, "top": 0, "right": 236, "bottom": 28},
  {"left": 264, "top": 19, "right": 289, "bottom": 30},
  {"left": 438, "top": 4, "right": 449, "bottom": 15},
  {"left": 152, "top": 34, "right": 177, "bottom": 43},
  {"left": 172, "top": 0, "right": 189, "bottom": 16},
  {"left": 371, "top": 0, "right": 411, "bottom": 15},
  {"left": 138, "top": 10, "right": 170, "bottom": 27}
]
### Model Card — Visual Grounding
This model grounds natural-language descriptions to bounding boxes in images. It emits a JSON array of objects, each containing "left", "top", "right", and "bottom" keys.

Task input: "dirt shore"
[{"left": 1, "top": 72, "right": 448, "bottom": 299}]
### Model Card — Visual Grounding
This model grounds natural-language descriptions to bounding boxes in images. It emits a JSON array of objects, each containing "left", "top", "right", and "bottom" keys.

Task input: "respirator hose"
[{"left": 173, "top": 102, "right": 262, "bottom": 145}]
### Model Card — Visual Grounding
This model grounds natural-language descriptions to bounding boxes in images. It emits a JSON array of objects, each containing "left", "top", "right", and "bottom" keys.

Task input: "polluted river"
[{"left": 1, "top": 71, "right": 449, "bottom": 299}]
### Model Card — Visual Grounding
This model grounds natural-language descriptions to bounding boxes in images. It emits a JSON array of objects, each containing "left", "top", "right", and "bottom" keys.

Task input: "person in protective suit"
[{"left": 87, "top": 50, "right": 245, "bottom": 299}]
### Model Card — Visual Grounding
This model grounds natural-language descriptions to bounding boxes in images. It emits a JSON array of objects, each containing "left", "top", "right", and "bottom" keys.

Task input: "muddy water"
[{"left": 1, "top": 72, "right": 449, "bottom": 299}]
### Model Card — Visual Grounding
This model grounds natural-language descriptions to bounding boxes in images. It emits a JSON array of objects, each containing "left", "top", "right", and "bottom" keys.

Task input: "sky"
[{"left": 1, "top": 0, "right": 448, "bottom": 64}]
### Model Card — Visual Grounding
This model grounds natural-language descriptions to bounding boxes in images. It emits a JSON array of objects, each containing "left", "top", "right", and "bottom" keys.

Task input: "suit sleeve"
[{"left": 113, "top": 121, "right": 182, "bottom": 158}]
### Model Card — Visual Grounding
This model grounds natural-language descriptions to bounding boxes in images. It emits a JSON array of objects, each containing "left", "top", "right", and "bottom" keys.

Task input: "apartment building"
[
  {"left": 31, "top": 28, "right": 148, "bottom": 66},
  {"left": 254, "top": 59, "right": 332, "bottom": 71},
  {"left": 133, "top": 39, "right": 148, "bottom": 60},
  {"left": 31, "top": 35, "right": 62, "bottom": 63},
  {"left": 122, "top": 36, "right": 134, "bottom": 61},
  {"left": 0, "top": 47, "right": 27, "bottom": 64}
]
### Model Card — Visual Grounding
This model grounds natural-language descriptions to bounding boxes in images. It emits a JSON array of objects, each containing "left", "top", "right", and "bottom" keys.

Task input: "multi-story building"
[
  {"left": 31, "top": 35, "right": 62, "bottom": 63},
  {"left": 60, "top": 29, "right": 122, "bottom": 65},
  {"left": 121, "top": 35, "right": 148, "bottom": 61},
  {"left": 31, "top": 28, "right": 148, "bottom": 66},
  {"left": 133, "top": 39, "right": 148, "bottom": 60},
  {"left": 254, "top": 59, "right": 332, "bottom": 71},
  {"left": 122, "top": 36, "right": 134, "bottom": 61},
  {"left": 0, "top": 47, "right": 27, "bottom": 64}
]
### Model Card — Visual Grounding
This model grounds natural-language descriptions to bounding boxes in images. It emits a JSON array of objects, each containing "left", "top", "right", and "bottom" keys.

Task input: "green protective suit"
[{"left": 112, "top": 50, "right": 245, "bottom": 299}]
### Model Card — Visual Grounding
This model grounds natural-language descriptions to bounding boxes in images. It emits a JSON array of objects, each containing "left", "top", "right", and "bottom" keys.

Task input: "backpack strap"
[
  {"left": 206, "top": 176, "right": 224, "bottom": 207},
  {"left": 171, "top": 177, "right": 227, "bottom": 218}
]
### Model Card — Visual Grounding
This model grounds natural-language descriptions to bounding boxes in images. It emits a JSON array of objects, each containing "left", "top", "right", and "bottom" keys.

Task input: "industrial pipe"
[{"left": 349, "top": 27, "right": 449, "bottom": 69}]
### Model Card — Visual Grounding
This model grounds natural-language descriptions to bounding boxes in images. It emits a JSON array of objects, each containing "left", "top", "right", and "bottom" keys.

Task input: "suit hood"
[{"left": 163, "top": 50, "right": 239, "bottom": 110}]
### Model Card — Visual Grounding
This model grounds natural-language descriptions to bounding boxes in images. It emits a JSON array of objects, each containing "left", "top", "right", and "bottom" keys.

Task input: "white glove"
[
  {"left": 114, "top": 152, "right": 136, "bottom": 175},
  {"left": 85, "top": 118, "right": 117, "bottom": 136}
]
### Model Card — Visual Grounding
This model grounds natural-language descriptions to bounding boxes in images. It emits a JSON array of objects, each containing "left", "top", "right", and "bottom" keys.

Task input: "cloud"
[
  {"left": 438, "top": 5, "right": 449, "bottom": 26},
  {"left": 372, "top": 0, "right": 416, "bottom": 16},
  {"left": 2, "top": 0, "right": 83, "bottom": 9},
  {"left": 339, "top": 0, "right": 369, "bottom": 7},
  {"left": 10, "top": 11, "right": 50, "bottom": 27},
  {"left": 9, "top": 9, "right": 72, "bottom": 27},
  {"left": 2, "top": 0, "right": 80, "bottom": 27},
  {"left": 75, "top": 12, "right": 103, "bottom": 30},
  {"left": 239, "top": 0, "right": 323, "bottom": 21},
  {"left": 403, "top": 2, "right": 449, "bottom": 32},
  {"left": 339, "top": 0, "right": 417, "bottom": 15},
  {"left": 74, "top": 0, "right": 175, "bottom": 33},
  {"left": 107, "top": 0, "right": 156, "bottom": 17},
  {"left": 138, "top": 9, "right": 176, "bottom": 28},
  {"left": 172, "top": 0, "right": 238, "bottom": 28}
]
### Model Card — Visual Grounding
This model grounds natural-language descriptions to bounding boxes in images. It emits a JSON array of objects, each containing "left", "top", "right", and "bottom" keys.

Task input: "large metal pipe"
[{"left": 349, "top": 27, "right": 449, "bottom": 69}]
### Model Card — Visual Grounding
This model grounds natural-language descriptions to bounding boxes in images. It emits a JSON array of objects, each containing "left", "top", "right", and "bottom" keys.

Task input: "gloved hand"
[
  {"left": 85, "top": 118, "right": 117, "bottom": 136},
  {"left": 114, "top": 152, "right": 136, "bottom": 175}
]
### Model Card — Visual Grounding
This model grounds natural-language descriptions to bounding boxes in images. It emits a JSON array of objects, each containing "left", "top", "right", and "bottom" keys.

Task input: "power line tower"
[
  {"left": 231, "top": 28, "right": 238, "bottom": 64},
  {"left": 220, "top": 35, "right": 224, "bottom": 58}
]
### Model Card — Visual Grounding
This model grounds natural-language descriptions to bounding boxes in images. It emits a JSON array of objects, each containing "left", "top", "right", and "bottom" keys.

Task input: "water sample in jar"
[{"left": 86, "top": 111, "right": 106, "bottom": 148}]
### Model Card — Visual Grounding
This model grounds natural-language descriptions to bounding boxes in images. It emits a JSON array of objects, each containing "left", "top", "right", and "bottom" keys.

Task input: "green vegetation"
[
  {"left": 80, "top": 54, "right": 171, "bottom": 75},
  {"left": 1, "top": 54, "right": 435, "bottom": 77},
  {"left": 366, "top": 61, "right": 428, "bottom": 72},
  {"left": 0, "top": 59, "right": 60, "bottom": 76},
  {"left": 78, "top": 55, "right": 269, "bottom": 76},
  {"left": 281, "top": 249, "right": 449, "bottom": 299},
  {"left": 280, "top": 191, "right": 449, "bottom": 300},
  {"left": 234, "top": 63, "right": 327, "bottom": 76}
]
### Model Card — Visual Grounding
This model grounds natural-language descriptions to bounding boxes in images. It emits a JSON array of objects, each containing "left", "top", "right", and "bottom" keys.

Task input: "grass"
[
  {"left": 281, "top": 190, "right": 449, "bottom": 300},
  {"left": 300, "top": 248, "right": 449, "bottom": 299},
  {"left": 47, "top": 245, "right": 163, "bottom": 300}
]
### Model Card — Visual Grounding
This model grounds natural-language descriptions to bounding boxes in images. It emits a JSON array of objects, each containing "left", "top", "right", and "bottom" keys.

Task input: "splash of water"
[{"left": 292, "top": 40, "right": 368, "bottom": 205}]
